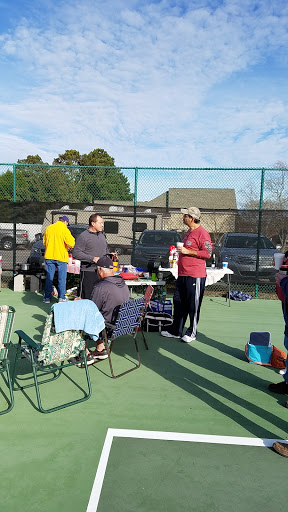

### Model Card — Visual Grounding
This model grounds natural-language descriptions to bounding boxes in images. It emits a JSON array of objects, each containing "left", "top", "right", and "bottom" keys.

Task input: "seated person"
[
  {"left": 73, "top": 254, "right": 129, "bottom": 365},
  {"left": 90, "top": 254, "right": 130, "bottom": 359}
]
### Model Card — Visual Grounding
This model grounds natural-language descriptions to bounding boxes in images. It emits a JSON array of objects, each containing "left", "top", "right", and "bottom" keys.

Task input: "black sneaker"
[
  {"left": 69, "top": 354, "right": 95, "bottom": 367},
  {"left": 91, "top": 348, "right": 108, "bottom": 360},
  {"left": 268, "top": 381, "right": 288, "bottom": 394}
]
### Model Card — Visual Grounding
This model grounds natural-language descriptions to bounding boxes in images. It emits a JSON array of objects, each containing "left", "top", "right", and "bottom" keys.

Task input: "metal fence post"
[
  {"left": 255, "top": 168, "right": 265, "bottom": 298},
  {"left": 132, "top": 167, "right": 138, "bottom": 258},
  {"left": 13, "top": 164, "right": 17, "bottom": 275}
]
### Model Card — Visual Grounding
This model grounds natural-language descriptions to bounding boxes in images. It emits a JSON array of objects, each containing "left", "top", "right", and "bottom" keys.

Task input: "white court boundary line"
[{"left": 86, "top": 428, "right": 288, "bottom": 512}]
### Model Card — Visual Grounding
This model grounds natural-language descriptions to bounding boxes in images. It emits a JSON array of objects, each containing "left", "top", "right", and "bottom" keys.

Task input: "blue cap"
[{"left": 59, "top": 215, "right": 69, "bottom": 225}]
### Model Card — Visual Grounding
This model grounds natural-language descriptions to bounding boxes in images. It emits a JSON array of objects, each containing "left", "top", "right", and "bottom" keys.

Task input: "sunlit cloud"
[{"left": 0, "top": 0, "right": 287, "bottom": 167}]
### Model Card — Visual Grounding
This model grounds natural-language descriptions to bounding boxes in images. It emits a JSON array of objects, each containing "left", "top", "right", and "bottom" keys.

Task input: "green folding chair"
[
  {"left": 12, "top": 306, "right": 92, "bottom": 413},
  {"left": 0, "top": 305, "right": 15, "bottom": 415}
]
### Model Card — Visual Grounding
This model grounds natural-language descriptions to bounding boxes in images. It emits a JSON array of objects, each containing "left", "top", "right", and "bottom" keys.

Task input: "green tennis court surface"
[
  {"left": 90, "top": 431, "right": 287, "bottom": 512},
  {"left": 1, "top": 290, "right": 288, "bottom": 512}
]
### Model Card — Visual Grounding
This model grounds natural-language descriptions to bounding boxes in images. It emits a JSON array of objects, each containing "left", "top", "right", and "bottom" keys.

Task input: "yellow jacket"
[{"left": 43, "top": 221, "right": 75, "bottom": 263}]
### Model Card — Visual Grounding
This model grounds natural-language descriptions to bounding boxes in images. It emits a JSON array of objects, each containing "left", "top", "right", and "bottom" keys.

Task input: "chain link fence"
[{"left": 0, "top": 163, "right": 287, "bottom": 298}]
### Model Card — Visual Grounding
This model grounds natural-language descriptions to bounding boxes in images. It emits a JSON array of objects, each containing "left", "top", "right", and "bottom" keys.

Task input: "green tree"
[
  {"left": 0, "top": 170, "right": 14, "bottom": 201},
  {"left": 18, "top": 155, "right": 46, "bottom": 165},
  {"left": 5, "top": 149, "right": 132, "bottom": 203},
  {"left": 81, "top": 149, "right": 132, "bottom": 202},
  {"left": 16, "top": 155, "right": 77, "bottom": 202},
  {"left": 80, "top": 148, "right": 115, "bottom": 167},
  {"left": 53, "top": 150, "right": 81, "bottom": 166},
  {"left": 53, "top": 148, "right": 133, "bottom": 202}
]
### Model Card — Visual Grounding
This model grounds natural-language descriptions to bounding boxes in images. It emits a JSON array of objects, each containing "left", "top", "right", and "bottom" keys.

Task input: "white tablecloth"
[
  {"left": 125, "top": 279, "right": 165, "bottom": 287},
  {"left": 159, "top": 266, "right": 233, "bottom": 286}
]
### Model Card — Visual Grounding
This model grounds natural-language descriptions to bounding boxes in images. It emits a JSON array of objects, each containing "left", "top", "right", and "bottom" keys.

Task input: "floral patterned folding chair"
[
  {"left": 12, "top": 306, "right": 91, "bottom": 413},
  {"left": 103, "top": 297, "right": 145, "bottom": 379},
  {"left": 0, "top": 305, "right": 15, "bottom": 415}
]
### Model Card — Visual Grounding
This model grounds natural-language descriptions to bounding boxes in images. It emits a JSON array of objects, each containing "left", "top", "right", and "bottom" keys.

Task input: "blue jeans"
[
  {"left": 284, "top": 335, "right": 288, "bottom": 383},
  {"left": 44, "top": 260, "right": 67, "bottom": 300}
]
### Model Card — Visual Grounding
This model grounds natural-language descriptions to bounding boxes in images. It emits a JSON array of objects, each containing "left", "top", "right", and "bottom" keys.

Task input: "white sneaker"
[
  {"left": 279, "top": 368, "right": 287, "bottom": 375},
  {"left": 161, "top": 331, "right": 180, "bottom": 339},
  {"left": 181, "top": 334, "right": 196, "bottom": 343},
  {"left": 58, "top": 298, "right": 69, "bottom": 302}
]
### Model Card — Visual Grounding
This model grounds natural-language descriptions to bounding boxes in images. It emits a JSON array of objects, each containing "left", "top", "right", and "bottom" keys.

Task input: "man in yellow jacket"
[{"left": 43, "top": 216, "right": 75, "bottom": 303}]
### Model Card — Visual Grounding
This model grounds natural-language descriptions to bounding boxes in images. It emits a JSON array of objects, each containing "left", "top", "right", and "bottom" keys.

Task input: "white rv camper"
[{"left": 42, "top": 204, "right": 170, "bottom": 254}]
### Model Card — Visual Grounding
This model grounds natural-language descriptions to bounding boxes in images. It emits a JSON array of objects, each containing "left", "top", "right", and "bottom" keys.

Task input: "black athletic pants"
[
  {"left": 171, "top": 276, "right": 206, "bottom": 338},
  {"left": 79, "top": 270, "right": 100, "bottom": 299}
]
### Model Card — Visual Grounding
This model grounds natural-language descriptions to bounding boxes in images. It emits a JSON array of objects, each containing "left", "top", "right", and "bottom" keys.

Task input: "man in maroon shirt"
[{"left": 161, "top": 206, "right": 212, "bottom": 343}]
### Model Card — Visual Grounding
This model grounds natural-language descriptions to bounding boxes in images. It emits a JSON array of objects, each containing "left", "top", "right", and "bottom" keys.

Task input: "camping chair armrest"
[
  {"left": 15, "top": 330, "right": 38, "bottom": 349},
  {"left": 105, "top": 322, "right": 116, "bottom": 331}
]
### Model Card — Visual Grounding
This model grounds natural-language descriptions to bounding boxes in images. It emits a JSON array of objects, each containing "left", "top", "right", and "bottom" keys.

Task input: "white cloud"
[{"left": 0, "top": 0, "right": 288, "bottom": 168}]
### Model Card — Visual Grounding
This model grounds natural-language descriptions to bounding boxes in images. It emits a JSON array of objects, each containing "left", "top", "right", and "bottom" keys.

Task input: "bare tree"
[{"left": 239, "top": 162, "right": 288, "bottom": 249}]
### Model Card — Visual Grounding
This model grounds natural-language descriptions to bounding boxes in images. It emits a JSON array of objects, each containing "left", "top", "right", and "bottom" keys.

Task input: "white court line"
[{"left": 86, "top": 428, "right": 288, "bottom": 512}]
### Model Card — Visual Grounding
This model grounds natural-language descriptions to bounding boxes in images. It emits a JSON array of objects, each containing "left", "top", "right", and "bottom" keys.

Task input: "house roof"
[{"left": 143, "top": 188, "right": 237, "bottom": 210}]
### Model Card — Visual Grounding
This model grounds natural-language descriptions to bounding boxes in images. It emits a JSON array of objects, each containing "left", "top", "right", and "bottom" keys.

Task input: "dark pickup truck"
[{"left": 0, "top": 228, "right": 30, "bottom": 250}]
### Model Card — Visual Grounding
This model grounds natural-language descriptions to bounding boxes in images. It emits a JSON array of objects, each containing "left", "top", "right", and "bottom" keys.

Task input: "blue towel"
[
  {"left": 53, "top": 300, "right": 105, "bottom": 341},
  {"left": 229, "top": 290, "right": 253, "bottom": 301}
]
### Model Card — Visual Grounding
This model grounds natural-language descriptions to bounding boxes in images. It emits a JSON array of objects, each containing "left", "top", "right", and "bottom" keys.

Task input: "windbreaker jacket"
[{"left": 43, "top": 221, "right": 75, "bottom": 263}]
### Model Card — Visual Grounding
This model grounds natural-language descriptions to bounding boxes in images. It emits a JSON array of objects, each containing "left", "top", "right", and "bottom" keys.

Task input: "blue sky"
[{"left": 0, "top": 0, "right": 288, "bottom": 168}]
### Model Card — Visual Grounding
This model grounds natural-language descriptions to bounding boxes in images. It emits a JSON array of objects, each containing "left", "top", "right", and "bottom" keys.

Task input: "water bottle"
[
  {"left": 169, "top": 245, "right": 176, "bottom": 268},
  {"left": 211, "top": 253, "right": 216, "bottom": 268},
  {"left": 112, "top": 254, "right": 119, "bottom": 272},
  {"left": 172, "top": 253, "right": 178, "bottom": 268},
  {"left": 222, "top": 257, "right": 228, "bottom": 269}
]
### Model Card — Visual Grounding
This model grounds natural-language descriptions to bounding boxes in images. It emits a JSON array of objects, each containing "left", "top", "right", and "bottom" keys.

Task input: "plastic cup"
[
  {"left": 274, "top": 253, "right": 285, "bottom": 270},
  {"left": 177, "top": 242, "right": 184, "bottom": 248}
]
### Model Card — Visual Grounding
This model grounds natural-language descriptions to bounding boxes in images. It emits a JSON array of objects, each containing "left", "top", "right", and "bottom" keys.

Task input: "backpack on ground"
[{"left": 270, "top": 346, "right": 286, "bottom": 369}]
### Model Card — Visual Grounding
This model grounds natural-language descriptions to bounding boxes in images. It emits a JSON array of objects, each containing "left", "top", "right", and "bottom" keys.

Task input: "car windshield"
[
  {"left": 225, "top": 235, "right": 275, "bottom": 250},
  {"left": 139, "top": 232, "right": 180, "bottom": 246}
]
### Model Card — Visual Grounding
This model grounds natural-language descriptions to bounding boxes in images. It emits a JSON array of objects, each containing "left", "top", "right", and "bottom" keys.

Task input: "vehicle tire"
[
  {"left": 114, "top": 247, "right": 123, "bottom": 255},
  {"left": 2, "top": 238, "right": 13, "bottom": 250}
]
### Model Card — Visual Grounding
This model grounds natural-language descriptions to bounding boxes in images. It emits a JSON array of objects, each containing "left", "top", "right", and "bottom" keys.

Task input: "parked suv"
[
  {"left": 131, "top": 230, "right": 182, "bottom": 269},
  {"left": 27, "top": 224, "right": 87, "bottom": 269},
  {"left": 213, "top": 232, "right": 279, "bottom": 282}
]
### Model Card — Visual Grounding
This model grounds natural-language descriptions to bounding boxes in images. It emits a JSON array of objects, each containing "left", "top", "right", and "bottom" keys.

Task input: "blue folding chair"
[{"left": 103, "top": 297, "right": 145, "bottom": 378}]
